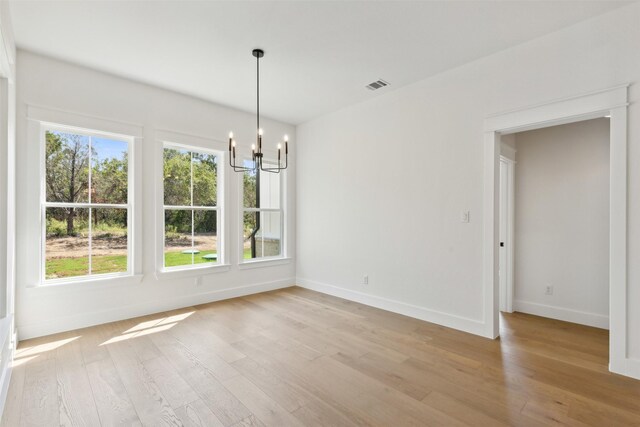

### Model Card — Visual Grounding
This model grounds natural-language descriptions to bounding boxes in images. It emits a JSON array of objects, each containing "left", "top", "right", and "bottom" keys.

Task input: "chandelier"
[{"left": 228, "top": 49, "right": 288, "bottom": 174}]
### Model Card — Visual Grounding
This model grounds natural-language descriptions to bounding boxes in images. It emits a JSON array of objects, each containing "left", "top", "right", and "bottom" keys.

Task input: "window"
[
  {"left": 242, "top": 160, "right": 284, "bottom": 261},
  {"left": 43, "top": 127, "right": 131, "bottom": 282},
  {"left": 163, "top": 145, "right": 220, "bottom": 269}
]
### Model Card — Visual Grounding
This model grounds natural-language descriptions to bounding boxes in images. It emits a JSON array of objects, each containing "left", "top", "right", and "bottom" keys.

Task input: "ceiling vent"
[{"left": 365, "top": 79, "right": 389, "bottom": 91}]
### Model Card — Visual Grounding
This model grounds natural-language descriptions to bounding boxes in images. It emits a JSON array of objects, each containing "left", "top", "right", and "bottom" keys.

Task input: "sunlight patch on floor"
[
  {"left": 11, "top": 355, "right": 39, "bottom": 368},
  {"left": 15, "top": 336, "right": 80, "bottom": 359},
  {"left": 123, "top": 311, "right": 194, "bottom": 334},
  {"left": 101, "top": 322, "right": 178, "bottom": 345}
]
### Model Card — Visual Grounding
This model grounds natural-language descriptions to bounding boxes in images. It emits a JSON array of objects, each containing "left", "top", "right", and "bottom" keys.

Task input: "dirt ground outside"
[
  {"left": 46, "top": 232, "right": 220, "bottom": 259},
  {"left": 164, "top": 233, "right": 218, "bottom": 252},
  {"left": 45, "top": 232, "right": 278, "bottom": 259}
]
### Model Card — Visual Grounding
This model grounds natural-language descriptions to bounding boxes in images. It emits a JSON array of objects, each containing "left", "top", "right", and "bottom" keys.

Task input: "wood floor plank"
[
  {"left": 79, "top": 324, "right": 112, "bottom": 366},
  {"left": 567, "top": 395, "right": 640, "bottom": 426},
  {"left": 4, "top": 287, "right": 640, "bottom": 426},
  {"left": 57, "top": 361, "right": 101, "bottom": 426},
  {"left": 105, "top": 335, "right": 181, "bottom": 426},
  {"left": 149, "top": 330, "right": 252, "bottom": 426},
  {"left": 174, "top": 399, "right": 224, "bottom": 427},
  {"left": 521, "top": 396, "right": 589, "bottom": 426},
  {"left": 230, "top": 339, "right": 373, "bottom": 426},
  {"left": 20, "top": 358, "right": 58, "bottom": 427},
  {"left": 229, "top": 414, "right": 266, "bottom": 427},
  {"left": 167, "top": 315, "right": 247, "bottom": 363},
  {"left": 331, "top": 351, "right": 431, "bottom": 400},
  {"left": 230, "top": 354, "right": 310, "bottom": 412},
  {"left": 423, "top": 390, "right": 512, "bottom": 426},
  {"left": 221, "top": 375, "right": 304, "bottom": 426},
  {"left": 150, "top": 327, "right": 241, "bottom": 383},
  {"left": 290, "top": 399, "right": 360, "bottom": 427},
  {"left": 0, "top": 362, "right": 26, "bottom": 427},
  {"left": 85, "top": 357, "right": 142, "bottom": 427},
  {"left": 142, "top": 355, "right": 200, "bottom": 409}
]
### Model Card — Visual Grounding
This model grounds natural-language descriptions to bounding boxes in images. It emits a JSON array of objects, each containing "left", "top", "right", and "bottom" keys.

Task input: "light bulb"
[
  {"left": 284, "top": 134, "right": 288, "bottom": 142},
  {"left": 277, "top": 143, "right": 282, "bottom": 150},
  {"left": 229, "top": 131, "right": 233, "bottom": 139},
  {"left": 252, "top": 144, "right": 256, "bottom": 150},
  {"left": 258, "top": 128, "right": 263, "bottom": 136},
  {"left": 232, "top": 140, "right": 236, "bottom": 147}
]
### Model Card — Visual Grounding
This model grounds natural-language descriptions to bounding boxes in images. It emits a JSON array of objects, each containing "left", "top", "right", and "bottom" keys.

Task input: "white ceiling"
[{"left": 9, "top": 1, "right": 631, "bottom": 124}]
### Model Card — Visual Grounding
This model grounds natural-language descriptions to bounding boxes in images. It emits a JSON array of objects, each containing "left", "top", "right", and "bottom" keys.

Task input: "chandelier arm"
[
  {"left": 260, "top": 153, "right": 287, "bottom": 172},
  {"left": 229, "top": 155, "right": 257, "bottom": 172},
  {"left": 260, "top": 165, "right": 286, "bottom": 173},
  {"left": 232, "top": 166, "right": 255, "bottom": 172}
]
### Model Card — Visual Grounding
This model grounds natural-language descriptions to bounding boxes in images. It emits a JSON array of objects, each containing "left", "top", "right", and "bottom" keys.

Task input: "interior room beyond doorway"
[{"left": 499, "top": 118, "right": 610, "bottom": 330}]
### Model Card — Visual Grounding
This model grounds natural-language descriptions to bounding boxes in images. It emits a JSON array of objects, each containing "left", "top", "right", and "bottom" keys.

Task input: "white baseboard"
[
  {"left": 0, "top": 318, "right": 15, "bottom": 421},
  {"left": 513, "top": 300, "right": 609, "bottom": 329},
  {"left": 296, "top": 278, "right": 488, "bottom": 337},
  {"left": 0, "top": 359, "right": 11, "bottom": 422},
  {"left": 18, "top": 279, "right": 294, "bottom": 340},
  {"left": 624, "top": 358, "right": 640, "bottom": 380}
]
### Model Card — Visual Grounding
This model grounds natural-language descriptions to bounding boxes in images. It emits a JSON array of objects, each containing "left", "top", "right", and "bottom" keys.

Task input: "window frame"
[
  {"left": 161, "top": 142, "right": 222, "bottom": 272},
  {"left": 155, "top": 130, "right": 228, "bottom": 279},
  {"left": 39, "top": 123, "right": 135, "bottom": 285},
  {"left": 239, "top": 157, "right": 286, "bottom": 265}
]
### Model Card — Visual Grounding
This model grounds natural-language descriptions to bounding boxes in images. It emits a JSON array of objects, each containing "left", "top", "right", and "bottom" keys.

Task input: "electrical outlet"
[
  {"left": 363, "top": 275, "right": 369, "bottom": 285},
  {"left": 461, "top": 210, "right": 470, "bottom": 223},
  {"left": 545, "top": 285, "right": 553, "bottom": 295}
]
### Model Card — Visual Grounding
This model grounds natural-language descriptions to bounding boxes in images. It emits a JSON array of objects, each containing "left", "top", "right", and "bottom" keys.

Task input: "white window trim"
[
  {"left": 155, "top": 130, "right": 229, "bottom": 279},
  {"left": 27, "top": 106, "right": 143, "bottom": 288},
  {"left": 40, "top": 124, "right": 133, "bottom": 284},
  {"left": 238, "top": 156, "right": 287, "bottom": 265}
]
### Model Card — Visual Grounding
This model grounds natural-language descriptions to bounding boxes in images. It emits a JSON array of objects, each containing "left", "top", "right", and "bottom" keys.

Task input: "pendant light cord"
[{"left": 256, "top": 56, "right": 260, "bottom": 132}]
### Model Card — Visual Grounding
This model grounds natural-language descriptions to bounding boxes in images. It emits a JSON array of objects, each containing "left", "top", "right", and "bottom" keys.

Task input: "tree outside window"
[
  {"left": 163, "top": 146, "right": 220, "bottom": 269},
  {"left": 44, "top": 129, "right": 130, "bottom": 280}
]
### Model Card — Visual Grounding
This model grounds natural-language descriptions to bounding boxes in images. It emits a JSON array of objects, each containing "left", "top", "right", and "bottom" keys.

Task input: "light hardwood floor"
[{"left": 2, "top": 287, "right": 639, "bottom": 426}]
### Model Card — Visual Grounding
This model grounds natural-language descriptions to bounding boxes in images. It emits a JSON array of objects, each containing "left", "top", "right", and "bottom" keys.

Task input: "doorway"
[
  {"left": 482, "top": 85, "right": 629, "bottom": 377},
  {"left": 498, "top": 119, "right": 610, "bottom": 329}
]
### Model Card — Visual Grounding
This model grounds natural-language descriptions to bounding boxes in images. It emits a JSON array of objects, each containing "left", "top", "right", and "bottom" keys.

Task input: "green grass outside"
[
  {"left": 46, "top": 248, "right": 254, "bottom": 279},
  {"left": 164, "top": 250, "right": 218, "bottom": 267},
  {"left": 164, "top": 248, "right": 253, "bottom": 267},
  {"left": 46, "top": 254, "right": 128, "bottom": 279}
]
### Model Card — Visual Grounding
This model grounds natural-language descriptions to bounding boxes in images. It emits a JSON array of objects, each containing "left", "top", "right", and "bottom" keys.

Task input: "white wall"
[
  {"left": 513, "top": 119, "right": 609, "bottom": 328},
  {"left": 15, "top": 51, "right": 296, "bottom": 339},
  {"left": 296, "top": 2, "right": 640, "bottom": 377},
  {"left": 0, "top": 0, "right": 16, "bottom": 417}
]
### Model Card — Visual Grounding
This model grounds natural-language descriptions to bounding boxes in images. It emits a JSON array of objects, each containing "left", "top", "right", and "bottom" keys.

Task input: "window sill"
[
  {"left": 155, "top": 264, "right": 231, "bottom": 280},
  {"left": 28, "top": 274, "right": 144, "bottom": 293},
  {"left": 238, "top": 257, "right": 292, "bottom": 270}
]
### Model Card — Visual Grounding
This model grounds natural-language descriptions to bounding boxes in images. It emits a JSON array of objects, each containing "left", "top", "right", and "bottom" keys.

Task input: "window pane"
[
  {"left": 92, "top": 138, "right": 128, "bottom": 204},
  {"left": 164, "top": 148, "right": 191, "bottom": 206},
  {"left": 192, "top": 153, "right": 217, "bottom": 207},
  {"left": 45, "top": 131, "right": 90, "bottom": 203},
  {"left": 259, "top": 167, "right": 281, "bottom": 209},
  {"left": 243, "top": 166, "right": 280, "bottom": 209},
  {"left": 194, "top": 210, "right": 217, "bottom": 264},
  {"left": 91, "top": 208, "right": 128, "bottom": 275},
  {"left": 243, "top": 168, "right": 257, "bottom": 208},
  {"left": 243, "top": 211, "right": 281, "bottom": 259},
  {"left": 45, "top": 207, "right": 89, "bottom": 279},
  {"left": 164, "top": 209, "right": 193, "bottom": 267}
]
